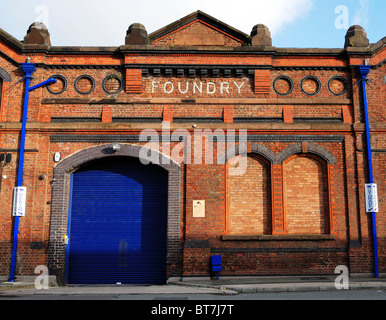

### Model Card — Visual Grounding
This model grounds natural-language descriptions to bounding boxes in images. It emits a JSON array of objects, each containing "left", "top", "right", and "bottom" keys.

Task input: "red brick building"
[{"left": 0, "top": 11, "right": 384, "bottom": 284}]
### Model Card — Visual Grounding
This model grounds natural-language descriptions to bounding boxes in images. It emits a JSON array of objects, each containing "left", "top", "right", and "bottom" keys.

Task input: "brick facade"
[{"left": 0, "top": 11, "right": 384, "bottom": 283}]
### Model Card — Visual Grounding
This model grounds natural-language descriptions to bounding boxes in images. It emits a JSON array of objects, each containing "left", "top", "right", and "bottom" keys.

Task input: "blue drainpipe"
[
  {"left": 358, "top": 64, "right": 379, "bottom": 279},
  {"left": 9, "top": 62, "right": 56, "bottom": 282}
]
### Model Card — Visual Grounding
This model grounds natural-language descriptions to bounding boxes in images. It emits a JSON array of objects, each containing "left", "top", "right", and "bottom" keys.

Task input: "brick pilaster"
[
  {"left": 125, "top": 69, "right": 142, "bottom": 94},
  {"left": 163, "top": 105, "right": 173, "bottom": 123},
  {"left": 271, "top": 164, "right": 286, "bottom": 234},
  {"left": 283, "top": 105, "right": 294, "bottom": 123},
  {"left": 223, "top": 105, "right": 233, "bottom": 123},
  {"left": 254, "top": 69, "right": 270, "bottom": 95},
  {"left": 102, "top": 106, "right": 112, "bottom": 123},
  {"left": 39, "top": 104, "right": 52, "bottom": 123},
  {"left": 342, "top": 105, "right": 353, "bottom": 123}
]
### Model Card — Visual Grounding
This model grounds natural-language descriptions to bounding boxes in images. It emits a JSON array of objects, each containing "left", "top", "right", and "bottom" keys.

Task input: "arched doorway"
[
  {"left": 65, "top": 157, "right": 168, "bottom": 284},
  {"left": 48, "top": 144, "right": 181, "bottom": 285}
]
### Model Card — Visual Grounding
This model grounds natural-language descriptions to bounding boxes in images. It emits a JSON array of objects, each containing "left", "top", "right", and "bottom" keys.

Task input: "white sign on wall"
[
  {"left": 54, "top": 152, "right": 61, "bottom": 162},
  {"left": 13, "top": 187, "right": 27, "bottom": 217},
  {"left": 365, "top": 183, "right": 378, "bottom": 213},
  {"left": 193, "top": 200, "right": 205, "bottom": 218}
]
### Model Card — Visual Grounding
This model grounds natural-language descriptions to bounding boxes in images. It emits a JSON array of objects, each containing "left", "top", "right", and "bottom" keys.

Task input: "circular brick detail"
[
  {"left": 273, "top": 75, "right": 294, "bottom": 96},
  {"left": 47, "top": 75, "right": 67, "bottom": 94},
  {"left": 74, "top": 75, "right": 95, "bottom": 95},
  {"left": 301, "top": 76, "right": 321, "bottom": 96},
  {"left": 102, "top": 75, "right": 123, "bottom": 94},
  {"left": 328, "top": 76, "right": 348, "bottom": 96}
]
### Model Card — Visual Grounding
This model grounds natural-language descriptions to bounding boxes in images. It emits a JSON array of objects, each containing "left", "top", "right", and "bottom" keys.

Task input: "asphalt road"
[{"left": 0, "top": 288, "right": 385, "bottom": 300}]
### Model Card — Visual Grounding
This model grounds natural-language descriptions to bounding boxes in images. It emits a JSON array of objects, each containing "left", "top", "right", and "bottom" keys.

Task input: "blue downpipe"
[
  {"left": 9, "top": 64, "right": 34, "bottom": 282},
  {"left": 359, "top": 65, "right": 379, "bottom": 279},
  {"left": 9, "top": 63, "right": 55, "bottom": 282}
]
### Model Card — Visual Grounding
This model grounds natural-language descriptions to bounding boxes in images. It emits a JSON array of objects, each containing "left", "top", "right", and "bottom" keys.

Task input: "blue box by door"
[{"left": 211, "top": 255, "right": 222, "bottom": 279}]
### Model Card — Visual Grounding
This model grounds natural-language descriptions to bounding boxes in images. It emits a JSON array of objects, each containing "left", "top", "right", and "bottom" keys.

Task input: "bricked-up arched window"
[
  {"left": 283, "top": 155, "right": 329, "bottom": 234},
  {"left": 227, "top": 154, "right": 271, "bottom": 234}
]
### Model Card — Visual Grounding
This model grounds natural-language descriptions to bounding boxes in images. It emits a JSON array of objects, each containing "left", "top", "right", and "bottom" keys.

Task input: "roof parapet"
[
  {"left": 250, "top": 24, "right": 272, "bottom": 47},
  {"left": 344, "top": 25, "right": 369, "bottom": 49},
  {"left": 125, "top": 23, "right": 150, "bottom": 45},
  {"left": 24, "top": 22, "right": 51, "bottom": 48}
]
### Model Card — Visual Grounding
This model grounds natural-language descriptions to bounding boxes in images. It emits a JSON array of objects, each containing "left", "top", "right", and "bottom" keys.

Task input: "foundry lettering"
[
  {"left": 207, "top": 82, "right": 216, "bottom": 94},
  {"left": 151, "top": 304, "right": 185, "bottom": 317},
  {"left": 233, "top": 81, "right": 244, "bottom": 93},
  {"left": 151, "top": 80, "right": 245, "bottom": 95},
  {"left": 220, "top": 81, "right": 230, "bottom": 94},
  {"left": 193, "top": 81, "right": 202, "bottom": 94},
  {"left": 164, "top": 81, "right": 174, "bottom": 94},
  {"left": 178, "top": 81, "right": 189, "bottom": 94}
]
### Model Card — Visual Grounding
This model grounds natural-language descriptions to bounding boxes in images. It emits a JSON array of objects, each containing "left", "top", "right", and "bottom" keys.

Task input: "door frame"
[{"left": 47, "top": 144, "right": 182, "bottom": 285}]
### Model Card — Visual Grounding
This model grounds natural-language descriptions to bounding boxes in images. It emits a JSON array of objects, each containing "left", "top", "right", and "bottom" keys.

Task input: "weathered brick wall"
[
  {"left": 0, "top": 16, "right": 384, "bottom": 280},
  {"left": 0, "top": 132, "right": 52, "bottom": 275},
  {"left": 367, "top": 63, "right": 386, "bottom": 272},
  {"left": 152, "top": 20, "right": 244, "bottom": 47}
]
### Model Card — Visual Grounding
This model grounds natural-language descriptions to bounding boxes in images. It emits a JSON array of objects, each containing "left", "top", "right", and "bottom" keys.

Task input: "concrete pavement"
[
  {"left": 170, "top": 275, "right": 386, "bottom": 293},
  {"left": 1, "top": 275, "right": 385, "bottom": 296}
]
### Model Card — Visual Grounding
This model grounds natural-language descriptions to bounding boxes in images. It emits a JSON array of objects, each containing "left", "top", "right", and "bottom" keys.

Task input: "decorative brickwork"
[
  {"left": 0, "top": 11, "right": 384, "bottom": 281},
  {"left": 254, "top": 70, "right": 271, "bottom": 95},
  {"left": 125, "top": 69, "right": 142, "bottom": 94},
  {"left": 0, "top": 66, "right": 12, "bottom": 82}
]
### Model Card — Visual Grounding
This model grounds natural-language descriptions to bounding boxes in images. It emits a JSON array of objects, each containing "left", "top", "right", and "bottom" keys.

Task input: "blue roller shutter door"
[{"left": 66, "top": 157, "right": 168, "bottom": 284}]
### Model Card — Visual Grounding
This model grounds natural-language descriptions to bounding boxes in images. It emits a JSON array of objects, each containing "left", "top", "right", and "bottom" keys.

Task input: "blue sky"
[{"left": 0, "top": 0, "right": 384, "bottom": 48}]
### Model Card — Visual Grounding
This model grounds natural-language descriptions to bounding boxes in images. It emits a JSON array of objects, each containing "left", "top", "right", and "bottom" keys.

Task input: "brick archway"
[
  {"left": 217, "top": 142, "right": 336, "bottom": 165},
  {"left": 277, "top": 143, "right": 337, "bottom": 164},
  {"left": 0, "top": 67, "right": 11, "bottom": 82},
  {"left": 217, "top": 142, "right": 277, "bottom": 164},
  {"left": 47, "top": 144, "right": 182, "bottom": 284}
]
